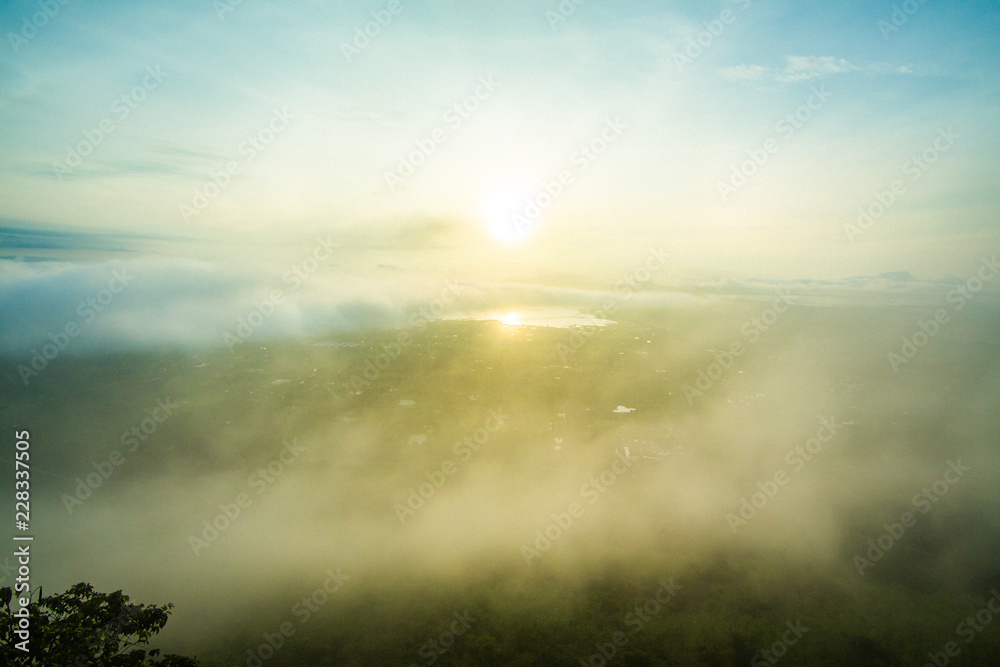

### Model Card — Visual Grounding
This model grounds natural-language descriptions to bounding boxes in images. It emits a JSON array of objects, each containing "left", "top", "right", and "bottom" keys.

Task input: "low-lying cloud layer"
[
  {"left": 4, "top": 284, "right": 999, "bottom": 662},
  {"left": 2, "top": 249, "right": 990, "bottom": 360}
]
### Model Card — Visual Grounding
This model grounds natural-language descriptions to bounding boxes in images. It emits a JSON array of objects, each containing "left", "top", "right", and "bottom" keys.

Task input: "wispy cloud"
[
  {"left": 717, "top": 64, "right": 767, "bottom": 81},
  {"left": 778, "top": 56, "right": 859, "bottom": 81},
  {"left": 719, "top": 55, "right": 863, "bottom": 83}
]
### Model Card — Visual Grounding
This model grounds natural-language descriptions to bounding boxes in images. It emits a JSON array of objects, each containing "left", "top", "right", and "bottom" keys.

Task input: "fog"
[{"left": 3, "top": 261, "right": 999, "bottom": 664}]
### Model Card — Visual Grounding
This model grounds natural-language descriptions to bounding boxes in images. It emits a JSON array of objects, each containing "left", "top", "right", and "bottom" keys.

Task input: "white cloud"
[
  {"left": 1, "top": 254, "right": 964, "bottom": 357},
  {"left": 718, "top": 64, "right": 766, "bottom": 81},
  {"left": 720, "top": 56, "right": 862, "bottom": 83},
  {"left": 779, "top": 55, "right": 858, "bottom": 81}
]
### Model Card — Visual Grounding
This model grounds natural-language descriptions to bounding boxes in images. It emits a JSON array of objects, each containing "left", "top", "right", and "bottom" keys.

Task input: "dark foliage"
[{"left": 0, "top": 583, "right": 200, "bottom": 666}]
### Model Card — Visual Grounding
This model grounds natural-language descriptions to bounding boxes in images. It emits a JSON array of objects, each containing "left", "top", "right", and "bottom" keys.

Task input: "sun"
[
  {"left": 499, "top": 312, "right": 522, "bottom": 326},
  {"left": 482, "top": 185, "right": 532, "bottom": 244}
]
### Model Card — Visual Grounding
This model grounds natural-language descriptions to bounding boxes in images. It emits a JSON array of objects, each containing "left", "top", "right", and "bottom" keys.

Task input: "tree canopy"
[{"left": 0, "top": 582, "right": 200, "bottom": 666}]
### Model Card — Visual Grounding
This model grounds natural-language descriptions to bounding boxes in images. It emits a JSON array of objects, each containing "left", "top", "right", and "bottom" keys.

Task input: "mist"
[{"left": 4, "top": 263, "right": 999, "bottom": 663}]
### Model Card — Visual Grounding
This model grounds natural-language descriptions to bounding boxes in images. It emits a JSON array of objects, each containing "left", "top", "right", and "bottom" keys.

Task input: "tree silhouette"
[{"left": 0, "top": 582, "right": 200, "bottom": 666}]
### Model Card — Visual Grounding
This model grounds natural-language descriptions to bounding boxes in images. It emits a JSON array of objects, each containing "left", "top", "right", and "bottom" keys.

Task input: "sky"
[{"left": 1, "top": 0, "right": 998, "bottom": 288}]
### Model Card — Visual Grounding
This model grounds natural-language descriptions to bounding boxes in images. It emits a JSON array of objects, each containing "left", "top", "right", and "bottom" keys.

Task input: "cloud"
[
  {"left": 0, "top": 221, "right": 188, "bottom": 255},
  {"left": 778, "top": 55, "right": 859, "bottom": 81},
  {"left": 344, "top": 217, "right": 462, "bottom": 251},
  {"left": 719, "top": 55, "right": 861, "bottom": 83},
  {"left": 718, "top": 64, "right": 767, "bottom": 81},
  {"left": 2, "top": 251, "right": 982, "bottom": 359}
]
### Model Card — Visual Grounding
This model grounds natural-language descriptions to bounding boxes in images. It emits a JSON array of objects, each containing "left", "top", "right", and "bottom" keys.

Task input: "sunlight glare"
[
  {"left": 500, "top": 312, "right": 522, "bottom": 326},
  {"left": 483, "top": 185, "right": 531, "bottom": 244}
]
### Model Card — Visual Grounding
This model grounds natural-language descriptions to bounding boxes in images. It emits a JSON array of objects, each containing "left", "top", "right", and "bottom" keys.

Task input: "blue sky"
[{"left": 1, "top": 0, "right": 998, "bottom": 281}]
